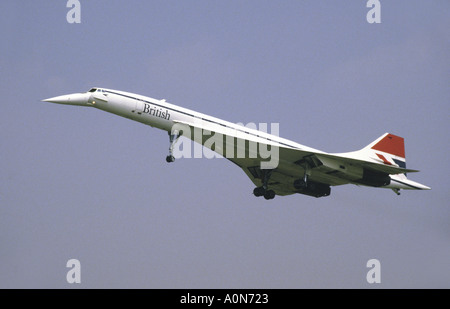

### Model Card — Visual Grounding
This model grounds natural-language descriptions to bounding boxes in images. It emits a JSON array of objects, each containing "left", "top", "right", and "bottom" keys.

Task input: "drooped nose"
[{"left": 42, "top": 92, "right": 90, "bottom": 106}]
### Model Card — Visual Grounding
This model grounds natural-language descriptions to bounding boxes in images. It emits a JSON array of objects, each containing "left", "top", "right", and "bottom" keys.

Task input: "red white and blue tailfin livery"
[
  {"left": 333, "top": 133, "right": 430, "bottom": 195},
  {"left": 43, "top": 88, "right": 430, "bottom": 200}
]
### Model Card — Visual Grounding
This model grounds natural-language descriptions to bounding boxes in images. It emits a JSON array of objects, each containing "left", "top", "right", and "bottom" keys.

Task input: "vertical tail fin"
[
  {"left": 337, "top": 133, "right": 430, "bottom": 191},
  {"left": 363, "top": 133, "right": 406, "bottom": 168},
  {"left": 349, "top": 133, "right": 430, "bottom": 191}
]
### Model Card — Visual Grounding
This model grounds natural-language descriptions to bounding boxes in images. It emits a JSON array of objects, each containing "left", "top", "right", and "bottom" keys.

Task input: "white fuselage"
[
  {"left": 43, "top": 87, "right": 430, "bottom": 197},
  {"left": 91, "top": 88, "right": 322, "bottom": 154}
]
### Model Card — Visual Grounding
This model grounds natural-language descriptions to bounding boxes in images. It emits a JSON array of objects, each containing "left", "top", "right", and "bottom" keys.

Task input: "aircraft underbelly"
[
  {"left": 279, "top": 163, "right": 347, "bottom": 185},
  {"left": 240, "top": 160, "right": 350, "bottom": 196}
]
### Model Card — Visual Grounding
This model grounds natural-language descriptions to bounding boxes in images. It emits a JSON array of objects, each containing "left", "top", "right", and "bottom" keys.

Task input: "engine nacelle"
[
  {"left": 358, "top": 169, "right": 391, "bottom": 187},
  {"left": 294, "top": 180, "right": 331, "bottom": 198}
]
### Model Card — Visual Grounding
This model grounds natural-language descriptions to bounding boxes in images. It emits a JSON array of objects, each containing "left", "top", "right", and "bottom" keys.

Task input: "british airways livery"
[{"left": 43, "top": 87, "right": 430, "bottom": 200}]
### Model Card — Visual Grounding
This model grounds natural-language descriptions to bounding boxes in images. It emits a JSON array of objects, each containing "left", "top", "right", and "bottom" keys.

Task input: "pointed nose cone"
[
  {"left": 42, "top": 94, "right": 73, "bottom": 104},
  {"left": 42, "top": 93, "right": 90, "bottom": 106}
]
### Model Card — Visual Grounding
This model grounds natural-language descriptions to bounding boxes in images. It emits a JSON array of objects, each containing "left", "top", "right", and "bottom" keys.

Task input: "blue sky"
[{"left": 0, "top": 1, "right": 449, "bottom": 288}]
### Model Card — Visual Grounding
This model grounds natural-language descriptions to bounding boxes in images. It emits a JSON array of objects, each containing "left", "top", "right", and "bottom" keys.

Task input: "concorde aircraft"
[{"left": 43, "top": 88, "right": 430, "bottom": 200}]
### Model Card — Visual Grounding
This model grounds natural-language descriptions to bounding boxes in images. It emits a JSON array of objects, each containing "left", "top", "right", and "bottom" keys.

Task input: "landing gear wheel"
[
  {"left": 253, "top": 187, "right": 265, "bottom": 197},
  {"left": 166, "top": 155, "right": 175, "bottom": 163},
  {"left": 264, "top": 190, "right": 275, "bottom": 200}
]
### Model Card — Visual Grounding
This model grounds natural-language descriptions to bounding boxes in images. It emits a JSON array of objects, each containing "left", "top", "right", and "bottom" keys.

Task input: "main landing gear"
[
  {"left": 253, "top": 170, "right": 276, "bottom": 200},
  {"left": 253, "top": 187, "right": 276, "bottom": 200},
  {"left": 166, "top": 129, "right": 180, "bottom": 163}
]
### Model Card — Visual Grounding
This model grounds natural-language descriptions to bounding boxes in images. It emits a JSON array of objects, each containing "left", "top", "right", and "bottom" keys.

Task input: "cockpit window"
[{"left": 88, "top": 88, "right": 97, "bottom": 92}]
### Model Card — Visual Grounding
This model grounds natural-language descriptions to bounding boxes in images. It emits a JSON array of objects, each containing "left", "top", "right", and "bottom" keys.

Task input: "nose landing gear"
[
  {"left": 166, "top": 129, "right": 180, "bottom": 163},
  {"left": 166, "top": 155, "right": 175, "bottom": 163}
]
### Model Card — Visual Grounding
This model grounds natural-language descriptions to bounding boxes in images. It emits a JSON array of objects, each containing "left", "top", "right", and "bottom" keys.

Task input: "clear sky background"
[{"left": 0, "top": 1, "right": 448, "bottom": 288}]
